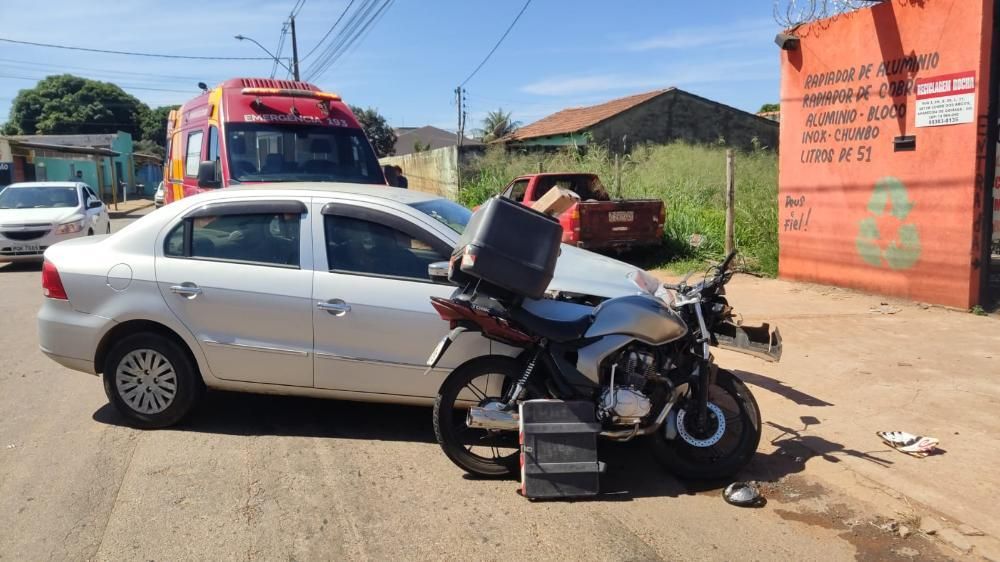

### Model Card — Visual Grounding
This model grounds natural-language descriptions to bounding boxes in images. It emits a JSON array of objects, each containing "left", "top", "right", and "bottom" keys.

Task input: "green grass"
[{"left": 459, "top": 143, "right": 780, "bottom": 276}]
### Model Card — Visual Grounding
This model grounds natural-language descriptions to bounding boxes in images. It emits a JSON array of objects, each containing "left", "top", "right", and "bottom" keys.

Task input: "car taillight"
[
  {"left": 559, "top": 206, "right": 581, "bottom": 243},
  {"left": 42, "top": 260, "right": 68, "bottom": 300}
]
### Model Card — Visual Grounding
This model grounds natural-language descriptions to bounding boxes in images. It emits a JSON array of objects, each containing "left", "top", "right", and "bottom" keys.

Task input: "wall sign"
[{"left": 914, "top": 71, "right": 976, "bottom": 127}]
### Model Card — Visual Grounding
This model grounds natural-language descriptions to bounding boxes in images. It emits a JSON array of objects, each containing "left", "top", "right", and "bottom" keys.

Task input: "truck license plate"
[{"left": 608, "top": 211, "right": 634, "bottom": 223}]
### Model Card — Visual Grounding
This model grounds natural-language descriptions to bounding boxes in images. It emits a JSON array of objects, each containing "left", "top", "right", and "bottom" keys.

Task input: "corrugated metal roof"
[{"left": 506, "top": 89, "right": 672, "bottom": 141}]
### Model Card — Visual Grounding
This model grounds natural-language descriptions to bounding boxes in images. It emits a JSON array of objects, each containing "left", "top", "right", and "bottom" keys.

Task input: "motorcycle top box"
[{"left": 450, "top": 196, "right": 562, "bottom": 300}]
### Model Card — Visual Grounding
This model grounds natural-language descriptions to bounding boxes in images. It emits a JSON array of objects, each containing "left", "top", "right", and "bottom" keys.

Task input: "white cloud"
[
  {"left": 520, "top": 58, "right": 774, "bottom": 97},
  {"left": 626, "top": 18, "right": 777, "bottom": 51}
]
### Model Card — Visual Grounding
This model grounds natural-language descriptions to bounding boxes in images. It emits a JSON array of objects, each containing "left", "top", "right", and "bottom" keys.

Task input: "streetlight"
[{"left": 234, "top": 35, "right": 294, "bottom": 77}]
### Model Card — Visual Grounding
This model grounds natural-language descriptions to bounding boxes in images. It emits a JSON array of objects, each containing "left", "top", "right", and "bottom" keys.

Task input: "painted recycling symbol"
[{"left": 855, "top": 177, "right": 921, "bottom": 270}]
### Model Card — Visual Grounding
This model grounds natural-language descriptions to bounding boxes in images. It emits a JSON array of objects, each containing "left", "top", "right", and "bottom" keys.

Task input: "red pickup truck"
[{"left": 499, "top": 173, "right": 664, "bottom": 250}]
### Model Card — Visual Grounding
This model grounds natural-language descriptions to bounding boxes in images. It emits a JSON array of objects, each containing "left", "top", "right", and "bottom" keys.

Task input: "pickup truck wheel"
[{"left": 102, "top": 333, "right": 203, "bottom": 429}]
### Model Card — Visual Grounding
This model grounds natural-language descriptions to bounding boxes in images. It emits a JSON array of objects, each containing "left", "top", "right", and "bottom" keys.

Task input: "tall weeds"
[{"left": 460, "top": 143, "right": 779, "bottom": 275}]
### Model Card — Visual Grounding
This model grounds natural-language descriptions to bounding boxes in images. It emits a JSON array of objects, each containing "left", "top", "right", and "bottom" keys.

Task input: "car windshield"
[
  {"left": 0, "top": 186, "right": 79, "bottom": 209},
  {"left": 225, "top": 123, "right": 383, "bottom": 184},
  {"left": 410, "top": 199, "right": 472, "bottom": 234}
]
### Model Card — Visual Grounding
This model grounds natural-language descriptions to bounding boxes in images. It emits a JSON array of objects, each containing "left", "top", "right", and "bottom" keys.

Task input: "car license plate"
[
  {"left": 608, "top": 211, "right": 634, "bottom": 223},
  {"left": 14, "top": 244, "right": 40, "bottom": 254}
]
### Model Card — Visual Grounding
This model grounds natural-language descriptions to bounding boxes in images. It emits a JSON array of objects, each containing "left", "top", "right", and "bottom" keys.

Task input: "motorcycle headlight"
[{"left": 55, "top": 220, "right": 84, "bottom": 235}]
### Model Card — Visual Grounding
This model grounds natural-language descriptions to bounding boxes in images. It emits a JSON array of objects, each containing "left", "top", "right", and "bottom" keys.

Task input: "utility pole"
[
  {"left": 290, "top": 15, "right": 301, "bottom": 81},
  {"left": 455, "top": 86, "right": 465, "bottom": 148},
  {"left": 725, "top": 149, "right": 736, "bottom": 255}
]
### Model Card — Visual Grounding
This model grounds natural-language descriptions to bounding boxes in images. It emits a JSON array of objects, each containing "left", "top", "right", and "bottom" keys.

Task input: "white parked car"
[
  {"left": 0, "top": 182, "right": 110, "bottom": 262},
  {"left": 37, "top": 183, "right": 640, "bottom": 428},
  {"left": 154, "top": 181, "right": 165, "bottom": 208}
]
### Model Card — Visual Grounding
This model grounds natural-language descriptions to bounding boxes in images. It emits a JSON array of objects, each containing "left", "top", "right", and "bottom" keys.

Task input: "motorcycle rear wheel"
[
  {"left": 433, "top": 356, "right": 541, "bottom": 478},
  {"left": 650, "top": 369, "right": 761, "bottom": 480}
]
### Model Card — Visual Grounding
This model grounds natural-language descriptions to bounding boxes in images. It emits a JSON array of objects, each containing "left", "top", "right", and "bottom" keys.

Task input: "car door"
[
  {"left": 310, "top": 198, "right": 490, "bottom": 398},
  {"left": 155, "top": 197, "right": 315, "bottom": 387},
  {"left": 82, "top": 185, "right": 107, "bottom": 233}
]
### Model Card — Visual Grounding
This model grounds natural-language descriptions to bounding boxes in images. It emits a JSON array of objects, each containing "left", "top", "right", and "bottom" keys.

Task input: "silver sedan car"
[{"left": 38, "top": 183, "right": 640, "bottom": 428}]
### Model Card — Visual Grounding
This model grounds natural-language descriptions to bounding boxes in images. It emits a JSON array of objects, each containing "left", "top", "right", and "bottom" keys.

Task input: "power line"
[
  {"left": 301, "top": 0, "right": 357, "bottom": 61},
  {"left": 290, "top": 0, "right": 308, "bottom": 18},
  {"left": 306, "top": 0, "right": 392, "bottom": 82},
  {"left": 459, "top": 0, "right": 532, "bottom": 87},
  {"left": 0, "top": 58, "right": 208, "bottom": 83},
  {"left": 270, "top": 24, "right": 289, "bottom": 78},
  {"left": 0, "top": 36, "right": 271, "bottom": 60},
  {"left": 313, "top": 0, "right": 393, "bottom": 78},
  {"left": 0, "top": 74, "right": 196, "bottom": 94},
  {"left": 305, "top": 0, "right": 378, "bottom": 79}
]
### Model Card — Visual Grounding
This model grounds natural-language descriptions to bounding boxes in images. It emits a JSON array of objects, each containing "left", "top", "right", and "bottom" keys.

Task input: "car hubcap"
[{"left": 115, "top": 349, "right": 177, "bottom": 414}]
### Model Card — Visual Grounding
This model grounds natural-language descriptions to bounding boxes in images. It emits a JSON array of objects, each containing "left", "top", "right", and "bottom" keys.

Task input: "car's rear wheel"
[{"left": 103, "top": 333, "right": 203, "bottom": 428}]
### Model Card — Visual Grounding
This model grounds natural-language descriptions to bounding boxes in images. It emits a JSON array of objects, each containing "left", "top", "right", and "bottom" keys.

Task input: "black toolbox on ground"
[
  {"left": 450, "top": 196, "right": 562, "bottom": 300},
  {"left": 519, "top": 399, "right": 603, "bottom": 499}
]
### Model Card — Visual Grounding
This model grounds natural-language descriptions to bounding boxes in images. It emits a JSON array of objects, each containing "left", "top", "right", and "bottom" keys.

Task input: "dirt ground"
[
  {"left": 654, "top": 271, "right": 1000, "bottom": 560},
  {"left": 0, "top": 213, "right": 993, "bottom": 560}
]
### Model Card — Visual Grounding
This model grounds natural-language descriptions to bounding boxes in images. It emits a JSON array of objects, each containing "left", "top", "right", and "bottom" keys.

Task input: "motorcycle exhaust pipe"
[{"left": 467, "top": 406, "right": 520, "bottom": 431}]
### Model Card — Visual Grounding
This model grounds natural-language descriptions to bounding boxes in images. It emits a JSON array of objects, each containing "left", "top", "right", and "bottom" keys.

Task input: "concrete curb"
[{"left": 109, "top": 201, "right": 155, "bottom": 218}]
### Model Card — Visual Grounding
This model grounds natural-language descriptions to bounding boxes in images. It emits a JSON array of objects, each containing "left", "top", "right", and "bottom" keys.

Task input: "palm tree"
[{"left": 477, "top": 108, "right": 521, "bottom": 142}]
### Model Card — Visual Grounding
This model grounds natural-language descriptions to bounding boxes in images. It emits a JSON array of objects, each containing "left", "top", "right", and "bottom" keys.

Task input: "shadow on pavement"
[
  {"left": 93, "top": 390, "right": 438, "bottom": 444},
  {"left": 735, "top": 369, "right": 835, "bottom": 407},
  {"left": 94, "top": 391, "right": 879, "bottom": 502},
  {"left": 0, "top": 262, "right": 42, "bottom": 273},
  {"left": 764, "top": 418, "right": 894, "bottom": 469}
]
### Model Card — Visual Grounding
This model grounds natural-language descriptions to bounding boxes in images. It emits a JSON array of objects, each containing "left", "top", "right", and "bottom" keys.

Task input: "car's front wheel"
[{"left": 103, "top": 333, "right": 203, "bottom": 428}]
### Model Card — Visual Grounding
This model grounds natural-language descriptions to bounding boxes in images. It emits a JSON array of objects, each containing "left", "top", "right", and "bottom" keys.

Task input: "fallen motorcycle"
[{"left": 426, "top": 197, "right": 781, "bottom": 481}]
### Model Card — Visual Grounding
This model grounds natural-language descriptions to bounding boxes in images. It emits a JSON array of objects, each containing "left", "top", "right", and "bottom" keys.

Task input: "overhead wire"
[
  {"left": 301, "top": 0, "right": 357, "bottom": 61},
  {"left": 313, "top": 0, "right": 393, "bottom": 78},
  {"left": 304, "top": 0, "right": 378, "bottom": 80},
  {"left": 0, "top": 73, "right": 195, "bottom": 93},
  {"left": 0, "top": 36, "right": 271, "bottom": 60},
  {"left": 306, "top": 0, "right": 392, "bottom": 82},
  {"left": 270, "top": 23, "right": 289, "bottom": 78},
  {"left": 459, "top": 0, "right": 532, "bottom": 87}
]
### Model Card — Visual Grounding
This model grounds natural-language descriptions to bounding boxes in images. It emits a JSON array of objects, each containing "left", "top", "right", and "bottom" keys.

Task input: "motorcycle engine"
[{"left": 598, "top": 349, "right": 656, "bottom": 424}]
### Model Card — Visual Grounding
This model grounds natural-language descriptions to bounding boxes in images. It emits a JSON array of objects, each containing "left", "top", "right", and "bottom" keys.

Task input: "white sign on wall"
[{"left": 914, "top": 71, "right": 976, "bottom": 128}]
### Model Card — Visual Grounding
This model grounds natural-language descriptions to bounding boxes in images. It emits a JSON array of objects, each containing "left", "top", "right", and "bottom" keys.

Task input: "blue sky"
[{"left": 0, "top": 0, "right": 781, "bottom": 133}]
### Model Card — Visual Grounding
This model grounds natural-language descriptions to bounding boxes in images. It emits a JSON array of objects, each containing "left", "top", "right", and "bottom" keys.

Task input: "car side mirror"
[
  {"left": 197, "top": 160, "right": 221, "bottom": 188},
  {"left": 87, "top": 200, "right": 102, "bottom": 209},
  {"left": 428, "top": 261, "right": 450, "bottom": 283}
]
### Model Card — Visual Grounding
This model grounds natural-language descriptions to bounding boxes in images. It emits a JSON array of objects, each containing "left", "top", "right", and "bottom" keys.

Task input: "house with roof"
[
  {"left": 503, "top": 88, "right": 779, "bottom": 151},
  {"left": 0, "top": 131, "right": 160, "bottom": 198},
  {"left": 393, "top": 125, "right": 482, "bottom": 156}
]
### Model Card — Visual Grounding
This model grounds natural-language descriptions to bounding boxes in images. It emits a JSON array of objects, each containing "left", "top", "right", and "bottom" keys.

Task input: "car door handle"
[
  {"left": 317, "top": 299, "right": 351, "bottom": 316},
  {"left": 170, "top": 283, "right": 202, "bottom": 299}
]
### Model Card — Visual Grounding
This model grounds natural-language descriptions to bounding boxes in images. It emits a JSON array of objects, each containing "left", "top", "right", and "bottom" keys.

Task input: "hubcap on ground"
[
  {"left": 676, "top": 402, "right": 726, "bottom": 447},
  {"left": 115, "top": 349, "right": 177, "bottom": 414}
]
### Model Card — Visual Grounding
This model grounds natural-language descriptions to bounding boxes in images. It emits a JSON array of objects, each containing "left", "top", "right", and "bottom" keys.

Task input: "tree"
[
  {"left": 134, "top": 139, "right": 165, "bottom": 159},
  {"left": 141, "top": 105, "right": 180, "bottom": 147},
  {"left": 413, "top": 139, "right": 432, "bottom": 153},
  {"left": 4, "top": 74, "right": 149, "bottom": 137},
  {"left": 476, "top": 108, "right": 520, "bottom": 142},
  {"left": 758, "top": 103, "right": 780, "bottom": 113},
  {"left": 349, "top": 105, "right": 396, "bottom": 158}
]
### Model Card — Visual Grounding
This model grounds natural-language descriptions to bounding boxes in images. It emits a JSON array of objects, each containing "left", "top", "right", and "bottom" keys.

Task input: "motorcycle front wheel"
[
  {"left": 650, "top": 368, "right": 761, "bottom": 480},
  {"left": 433, "top": 356, "right": 542, "bottom": 478}
]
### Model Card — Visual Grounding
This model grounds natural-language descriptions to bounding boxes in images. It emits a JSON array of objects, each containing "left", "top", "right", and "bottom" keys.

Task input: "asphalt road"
[{"left": 0, "top": 211, "right": 952, "bottom": 561}]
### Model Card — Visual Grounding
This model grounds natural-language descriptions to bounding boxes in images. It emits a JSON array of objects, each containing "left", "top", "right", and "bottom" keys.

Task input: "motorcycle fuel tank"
[{"left": 585, "top": 295, "right": 688, "bottom": 344}]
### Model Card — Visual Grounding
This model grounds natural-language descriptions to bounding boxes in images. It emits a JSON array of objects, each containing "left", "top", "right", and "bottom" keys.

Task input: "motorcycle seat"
[{"left": 509, "top": 306, "right": 593, "bottom": 343}]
